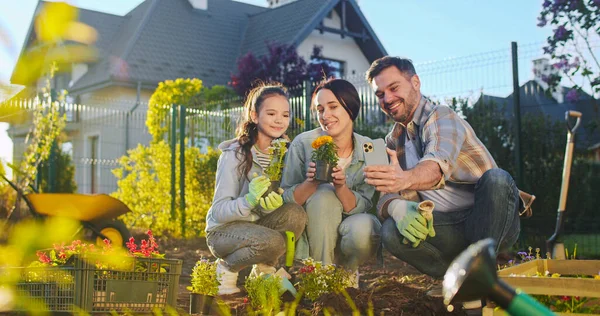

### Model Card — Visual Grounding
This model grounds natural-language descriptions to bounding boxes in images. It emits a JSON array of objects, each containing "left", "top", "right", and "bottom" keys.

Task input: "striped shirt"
[
  {"left": 254, "top": 146, "right": 272, "bottom": 171},
  {"left": 378, "top": 96, "right": 497, "bottom": 214}
]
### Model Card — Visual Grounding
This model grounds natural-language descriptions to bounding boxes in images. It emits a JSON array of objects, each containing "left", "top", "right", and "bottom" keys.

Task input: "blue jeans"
[
  {"left": 381, "top": 168, "right": 520, "bottom": 278},
  {"left": 206, "top": 203, "right": 307, "bottom": 272}
]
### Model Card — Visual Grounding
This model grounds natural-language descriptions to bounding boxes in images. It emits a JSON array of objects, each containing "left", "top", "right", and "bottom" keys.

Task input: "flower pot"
[
  {"left": 262, "top": 180, "right": 281, "bottom": 198},
  {"left": 314, "top": 160, "right": 334, "bottom": 182},
  {"left": 190, "top": 293, "right": 215, "bottom": 315}
]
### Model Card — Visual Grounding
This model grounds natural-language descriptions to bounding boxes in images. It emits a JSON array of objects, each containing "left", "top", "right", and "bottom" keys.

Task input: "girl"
[
  {"left": 205, "top": 83, "right": 307, "bottom": 295},
  {"left": 281, "top": 79, "right": 381, "bottom": 288}
]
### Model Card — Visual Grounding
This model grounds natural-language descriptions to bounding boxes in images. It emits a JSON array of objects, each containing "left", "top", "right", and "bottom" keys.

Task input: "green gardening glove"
[
  {"left": 260, "top": 191, "right": 283, "bottom": 211},
  {"left": 245, "top": 175, "right": 271, "bottom": 208},
  {"left": 388, "top": 200, "right": 430, "bottom": 247}
]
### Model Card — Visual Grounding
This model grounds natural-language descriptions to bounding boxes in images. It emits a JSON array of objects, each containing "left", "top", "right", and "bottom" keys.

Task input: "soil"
[{"left": 155, "top": 234, "right": 470, "bottom": 316}]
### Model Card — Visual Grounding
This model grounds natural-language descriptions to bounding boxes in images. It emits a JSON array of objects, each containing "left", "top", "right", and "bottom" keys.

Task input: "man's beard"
[{"left": 388, "top": 88, "right": 418, "bottom": 124}]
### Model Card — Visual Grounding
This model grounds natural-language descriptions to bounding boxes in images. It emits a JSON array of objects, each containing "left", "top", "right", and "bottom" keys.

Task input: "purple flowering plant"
[{"left": 537, "top": 0, "right": 600, "bottom": 100}]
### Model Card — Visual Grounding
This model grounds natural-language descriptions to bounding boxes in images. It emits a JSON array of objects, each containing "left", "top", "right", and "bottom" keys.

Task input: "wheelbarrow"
[{"left": 1, "top": 174, "right": 131, "bottom": 247}]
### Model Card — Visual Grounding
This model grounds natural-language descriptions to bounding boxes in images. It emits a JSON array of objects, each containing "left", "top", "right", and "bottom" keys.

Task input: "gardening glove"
[
  {"left": 388, "top": 200, "right": 431, "bottom": 247},
  {"left": 245, "top": 175, "right": 271, "bottom": 208},
  {"left": 259, "top": 191, "right": 283, "bottom": 211}
]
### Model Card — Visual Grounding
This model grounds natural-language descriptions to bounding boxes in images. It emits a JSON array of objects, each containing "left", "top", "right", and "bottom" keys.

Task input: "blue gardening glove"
[
  {"left": 260, "top": 191, "right": 283, "bottom": 211},
  {"left": 245, "top": 175, "right": 271, "bottom": 208},
  {"left": 387, "top": 200, "right": 431, "bottom": 247}
]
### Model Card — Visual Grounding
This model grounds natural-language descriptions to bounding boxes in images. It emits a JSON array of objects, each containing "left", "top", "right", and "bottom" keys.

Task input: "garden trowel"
[{"left": 546, "top": 110, "right": 581, "bottom": 259}]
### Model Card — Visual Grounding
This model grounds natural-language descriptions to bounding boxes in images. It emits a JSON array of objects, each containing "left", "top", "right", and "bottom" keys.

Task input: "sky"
[{"left": 0, "top": 0, "right": 551, "bottom": 177}]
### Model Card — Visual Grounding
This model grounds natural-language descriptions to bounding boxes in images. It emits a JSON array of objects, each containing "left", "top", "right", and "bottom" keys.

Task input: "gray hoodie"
[{"left": 205, "top": 139, "right": 269, "bottom": 232}]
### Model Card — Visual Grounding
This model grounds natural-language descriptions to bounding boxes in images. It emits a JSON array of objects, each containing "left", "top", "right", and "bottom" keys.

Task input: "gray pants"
[
  {"left": 206, "top": 203, "right": 307, "bottom": 272},
  {"left": 304, "top": 185, "right": 381, "bottom": 270}
]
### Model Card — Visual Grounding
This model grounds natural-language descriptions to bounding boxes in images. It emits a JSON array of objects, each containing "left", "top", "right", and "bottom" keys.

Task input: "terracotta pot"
[
  {"left": 314, "top": 160, "right": 334, "bottom": 182},
  {"left": 189, "top": 293, "right": 215, "bottom": 315}
]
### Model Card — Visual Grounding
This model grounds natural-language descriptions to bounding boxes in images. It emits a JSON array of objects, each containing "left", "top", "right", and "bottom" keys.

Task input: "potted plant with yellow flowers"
[
  {"left": 311, "top": 136, "right": 338, "bottom": 182},
  {"left": 187, "top": 258, "right": 220, "bottom": 315},
  {"left": 263, "top": 138, "right": 289, "bottom": 196}
]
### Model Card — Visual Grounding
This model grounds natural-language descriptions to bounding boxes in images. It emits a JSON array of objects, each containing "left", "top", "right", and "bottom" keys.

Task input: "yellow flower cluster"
[{"left": 311, "top": 135, "right": 334, "bottom": 149}]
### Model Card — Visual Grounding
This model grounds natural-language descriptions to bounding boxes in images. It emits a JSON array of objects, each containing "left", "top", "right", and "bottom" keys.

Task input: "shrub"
[
  {"left": 112, "top": 142, "right": 220, "bottom": 238},
  {"left": 187, "top": 258, "right": 220, "bottom": 296},
  {"left": 244, "top": 274, "right": 283, "bottom": 312},
  {"left": 296, "top": 258, "right": 352, "bottom": 301}
]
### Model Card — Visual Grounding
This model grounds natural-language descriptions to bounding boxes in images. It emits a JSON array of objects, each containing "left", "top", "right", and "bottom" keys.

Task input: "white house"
[{"left": 8, "top": 0, "right": 387, "bottom": 194}]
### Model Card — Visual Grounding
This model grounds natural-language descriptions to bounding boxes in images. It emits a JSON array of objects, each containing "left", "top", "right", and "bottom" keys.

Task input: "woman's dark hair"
[
  {"left": 311, "top": 78, "right": 361, "bottom": 121},
  {"left": 235, "top": 83, "right": 289, "bottom": 179}
]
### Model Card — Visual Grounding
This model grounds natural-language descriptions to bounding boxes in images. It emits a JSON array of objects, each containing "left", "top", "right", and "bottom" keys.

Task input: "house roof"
[
  {"left": 12, "top": 0, "right": 386, "bottom": 94},
  {"left": 475, "top": 80, "right": 600, "bottom": 148}
]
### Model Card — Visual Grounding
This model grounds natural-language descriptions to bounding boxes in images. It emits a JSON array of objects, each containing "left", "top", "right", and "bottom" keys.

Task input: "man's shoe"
[{"left": 216, "top": 260, "right": 241, "bottom": 295}]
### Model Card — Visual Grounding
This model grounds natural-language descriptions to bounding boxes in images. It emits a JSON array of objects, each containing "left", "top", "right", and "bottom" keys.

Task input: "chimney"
[
  {"left": 532, "top": 57, "right": 564, "bottom": 103},
  {"left": 189, "top": 0, "right": 207, "bottom": 10},
  {"left": 267, "top": 0, "right": 296, "bottom": 8}
]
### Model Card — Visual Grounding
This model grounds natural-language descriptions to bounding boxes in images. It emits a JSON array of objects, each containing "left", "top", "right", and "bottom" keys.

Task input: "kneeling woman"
[
  {"left": 205, "top": 84, "right": 307, "bottom": 295},
  {"left": 281, "top": 79, "right": 381, "bottom": 287}
]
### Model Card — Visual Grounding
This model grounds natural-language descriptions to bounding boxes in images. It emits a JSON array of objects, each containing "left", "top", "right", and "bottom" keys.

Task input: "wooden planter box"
[{"left": 483, "top": 259, "right": 600, "bottom": 315}]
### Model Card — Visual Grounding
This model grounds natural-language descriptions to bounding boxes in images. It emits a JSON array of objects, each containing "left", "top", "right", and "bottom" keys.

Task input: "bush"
[
  {"left": 296, "top": 258, "right": 352, "bottom": 301},
  {"left": 244, "top": 274, "right": 283, "bottom": 312},
  {"left": 111, "top": 142, "right": 220, "bottom": 238}
]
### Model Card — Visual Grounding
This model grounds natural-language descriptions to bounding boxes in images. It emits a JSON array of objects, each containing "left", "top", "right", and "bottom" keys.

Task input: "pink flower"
[
  {"left": 37, "top": 251, "right": 52, "bottom": 264},
  {"left": 126, "top": 237, "right": 137, "bottom": 252}
]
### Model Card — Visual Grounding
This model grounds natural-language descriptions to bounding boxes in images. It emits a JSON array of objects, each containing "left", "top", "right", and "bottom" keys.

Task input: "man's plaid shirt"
[{"left": 377, "top": 96, "right": 497, "bottom": 217}]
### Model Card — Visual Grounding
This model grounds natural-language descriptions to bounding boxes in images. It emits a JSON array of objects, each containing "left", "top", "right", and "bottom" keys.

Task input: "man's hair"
[{"left": 365, "top": 56, "right": 417, "bottom": 83}]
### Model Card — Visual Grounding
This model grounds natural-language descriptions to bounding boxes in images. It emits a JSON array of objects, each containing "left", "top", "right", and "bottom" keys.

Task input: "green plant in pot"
[
  {"left": 187, "top": 258, "right": 220, "bottom": 315},
  {"left": 311, "top": 135, "right": 338, "bottom": 182},
  {"left": 262, "top": 138, "right": 289, "bottom": 196}
]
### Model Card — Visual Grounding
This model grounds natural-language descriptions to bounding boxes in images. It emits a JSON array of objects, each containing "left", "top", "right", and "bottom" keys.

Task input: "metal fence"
[{"left": 2, "top": 40, "right": 600, "bottom": 256}]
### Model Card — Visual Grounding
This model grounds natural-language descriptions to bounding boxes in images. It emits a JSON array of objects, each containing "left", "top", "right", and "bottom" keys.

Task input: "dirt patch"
[{"left": 156, "top": 235, "right": 468, "bottom": 315}]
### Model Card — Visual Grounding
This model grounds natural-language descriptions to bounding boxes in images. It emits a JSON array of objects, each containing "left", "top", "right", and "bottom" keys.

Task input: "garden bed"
[
  {"left": 162, "top": 236, "right": 467, "bottom": 315},
  {"left": 485, "top": 259, "right": 600, "bottom": 315}
]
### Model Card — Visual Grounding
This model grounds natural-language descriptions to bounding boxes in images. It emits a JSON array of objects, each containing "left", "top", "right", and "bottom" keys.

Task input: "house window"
[
  {"left": 312, "top": 58, "right": 345, "bottom": 78},
  {"left": 89, "top": 135, "right": 99, "bottom": 193}
]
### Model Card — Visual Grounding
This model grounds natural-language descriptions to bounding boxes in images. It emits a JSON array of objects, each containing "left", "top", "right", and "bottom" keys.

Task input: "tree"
[
  {"left": 230, "top": 43, "right": 335, "bottom": 96},
  {"left": 537, "top": 0, "right": 600, "bottom": 100},
  {"left": 146, "top": 78, "right": 204, "bottom": 143},
  {"left": 38, "top": 141, "right": 77, "bottom": 193},
  {"left": 146, "top": 79, "right": 239, "bottom": 143},
  {"left": 114, "top": 78, "right": 222, "bottom": 238}
]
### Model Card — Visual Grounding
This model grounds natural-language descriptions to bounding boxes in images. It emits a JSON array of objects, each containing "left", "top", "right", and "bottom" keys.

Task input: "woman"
[
  {"left": 205, "top": 83, "right": 307, "bottom": 295},
  {"left": 281, "top": 78, "right": 381, "bottom": 287}
]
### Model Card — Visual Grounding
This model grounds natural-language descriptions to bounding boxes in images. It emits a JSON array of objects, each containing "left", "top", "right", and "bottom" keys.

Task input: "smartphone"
[{"left": 363, "top": 138, "right": 389, "bottom": 166}]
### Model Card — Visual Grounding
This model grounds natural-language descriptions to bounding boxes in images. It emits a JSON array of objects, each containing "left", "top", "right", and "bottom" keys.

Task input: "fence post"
[
  {"left": 511, "top": 42, "right": 524, "bottom": 188},
  {"left": 47, "top": 89, "right": 58, "bottom": 193},
  {"left": 303, "top": 80, "right": 312, "bottom": 132},
  {"left": 170, "top": 105, "right": 177, "bottom": 220},
  {"left": 179, "top": 105, "right": 186, "bottom": 236}
]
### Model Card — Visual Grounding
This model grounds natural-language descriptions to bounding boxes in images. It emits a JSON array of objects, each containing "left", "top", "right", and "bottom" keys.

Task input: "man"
[{"left": 363, "top": 56, "right": 522, "bottom": 280}]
